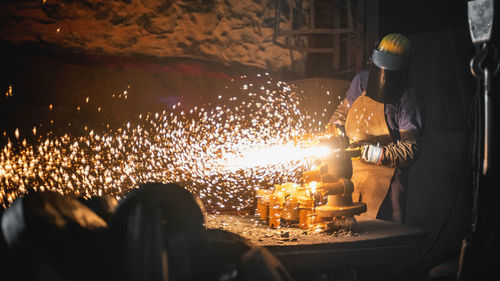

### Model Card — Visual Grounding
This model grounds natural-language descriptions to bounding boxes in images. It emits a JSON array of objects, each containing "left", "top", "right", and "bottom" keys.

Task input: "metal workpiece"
[
  {"left": 315, "top": 199, "right": 367, "bottom": 218},
  {"left": 315, "top": 178, "right": 366, "bottom": 219},
  {"left": 317, "top": 178, "right": 354, "bottom": 196},
  {"left": 255, "top": 134, "right": 368, "bottom": 232}
]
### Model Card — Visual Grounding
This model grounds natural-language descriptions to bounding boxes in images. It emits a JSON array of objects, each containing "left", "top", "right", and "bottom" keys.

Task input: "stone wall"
[{"left": 0, "top": 0, "right": 305, "bottom": 71}]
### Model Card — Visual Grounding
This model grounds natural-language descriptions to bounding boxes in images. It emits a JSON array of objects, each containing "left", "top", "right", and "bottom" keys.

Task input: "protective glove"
[{"left": 362, "top": 144, "right": 384, "bottom": 165}]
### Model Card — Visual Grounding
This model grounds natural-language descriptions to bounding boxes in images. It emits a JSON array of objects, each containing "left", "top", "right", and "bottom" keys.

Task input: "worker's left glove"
[{"left": 361, "top": 144, "right": 384, "bottom": 165}]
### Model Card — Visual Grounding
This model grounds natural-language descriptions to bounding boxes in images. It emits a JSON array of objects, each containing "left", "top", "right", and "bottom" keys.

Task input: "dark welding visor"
[{"left": 365, "top": 62, "right": 409, "bottom": 104}]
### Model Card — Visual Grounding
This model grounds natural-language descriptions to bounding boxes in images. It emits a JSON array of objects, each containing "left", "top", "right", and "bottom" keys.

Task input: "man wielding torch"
[{"left": 328, "top": 33, "right": 425, "bottom": 224}]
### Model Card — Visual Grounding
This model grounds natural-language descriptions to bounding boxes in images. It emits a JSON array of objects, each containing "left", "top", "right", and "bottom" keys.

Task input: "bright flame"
[
  {"left": 308, "top": 181, "right": 318, "bottom": 194},
  {"left": 223, "top": 144, "right": 331, "bottom": 171}
]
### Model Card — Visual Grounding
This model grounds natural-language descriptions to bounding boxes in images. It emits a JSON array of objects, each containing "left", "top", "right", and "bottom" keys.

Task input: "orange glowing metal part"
[
  {"left": 5, "top": 84, "right": 13, "bottom": 97},
  {"left": 308, "top": 181, "right": 318, "bottom": 194}
]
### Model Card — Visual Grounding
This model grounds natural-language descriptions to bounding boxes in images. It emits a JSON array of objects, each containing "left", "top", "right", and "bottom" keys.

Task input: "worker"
[{"left": 328, "top": 33, "right": 424, "bottom": 224}]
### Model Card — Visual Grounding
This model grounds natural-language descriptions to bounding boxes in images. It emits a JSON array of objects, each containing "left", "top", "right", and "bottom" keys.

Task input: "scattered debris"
[{"left": 205, "top": 214, "right": 358, "bottom": 246}]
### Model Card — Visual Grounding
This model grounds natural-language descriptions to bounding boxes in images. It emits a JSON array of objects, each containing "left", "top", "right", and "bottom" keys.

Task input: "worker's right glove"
[{"left": 361, "top": 144, "right": 384, "bottom": 165}]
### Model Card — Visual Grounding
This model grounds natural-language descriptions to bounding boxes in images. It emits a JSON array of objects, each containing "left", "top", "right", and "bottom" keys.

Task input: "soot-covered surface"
[
  {"left": 205, "top": 214, "right": 358, "bottom": 246},
  {"left": 205, "top": 214, "right": 428, "bottom": 248}
]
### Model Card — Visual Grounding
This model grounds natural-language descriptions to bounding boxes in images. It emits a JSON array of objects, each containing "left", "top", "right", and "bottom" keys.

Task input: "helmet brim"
[{"left": 372, "top": 49, "right": 409, "bottom": 71}]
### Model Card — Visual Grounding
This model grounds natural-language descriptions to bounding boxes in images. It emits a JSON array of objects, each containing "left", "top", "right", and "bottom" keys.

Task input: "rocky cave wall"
[{"left": 0, "top": 0, "right": 304, "bottom": 72}]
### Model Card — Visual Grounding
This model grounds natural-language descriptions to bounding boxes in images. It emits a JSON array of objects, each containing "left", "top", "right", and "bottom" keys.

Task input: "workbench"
[
  {"left": 206, "top": 214, "right": 428, "bottom": 278},
  {"left": 265, "top": 219, "right": 428, "bottom": 273}
]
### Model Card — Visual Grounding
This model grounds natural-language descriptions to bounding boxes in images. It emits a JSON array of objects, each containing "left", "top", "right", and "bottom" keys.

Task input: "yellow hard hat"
[
  {"left": 366, "top": 33, "right": 412, "bottom": 103},
  {"left": 371, "top": 33, "right": 411, "bottom": 71},
  {"left": 377, "top": 33, "right": 412, "bottom": 57}
]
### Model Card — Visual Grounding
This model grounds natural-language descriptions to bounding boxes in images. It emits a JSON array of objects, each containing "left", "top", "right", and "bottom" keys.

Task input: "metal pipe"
[{"left": 318, "top": 178, "right": 353, "bottom": 196}]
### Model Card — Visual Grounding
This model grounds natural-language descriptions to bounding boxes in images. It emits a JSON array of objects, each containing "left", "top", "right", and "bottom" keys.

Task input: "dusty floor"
[{"left": 204, "top": 214, "right": 358, "bottom": 246}]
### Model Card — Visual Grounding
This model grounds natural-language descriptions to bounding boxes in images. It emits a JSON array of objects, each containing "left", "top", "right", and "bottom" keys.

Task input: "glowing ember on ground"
[{"left": 0, "top": 74, "right": 332, "bottom": 210}]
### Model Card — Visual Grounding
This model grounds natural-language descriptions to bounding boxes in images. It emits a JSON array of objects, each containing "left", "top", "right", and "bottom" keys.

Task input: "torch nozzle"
[
  {"left": 343, "top": 147, "right": 362, "bottom": 159},
  {"left": 319, "top": 135, "right": 350, "bottom": 150}
]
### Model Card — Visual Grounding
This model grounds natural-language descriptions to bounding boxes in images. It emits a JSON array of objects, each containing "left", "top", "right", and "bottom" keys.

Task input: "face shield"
[{"left": 365, "top": 36, "right": 411, "bottom": 103}]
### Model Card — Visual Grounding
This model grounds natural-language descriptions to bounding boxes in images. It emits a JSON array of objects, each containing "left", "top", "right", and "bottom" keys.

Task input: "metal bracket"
[{"left": 468, "top": 0, "right": 494, "bottom": 44}]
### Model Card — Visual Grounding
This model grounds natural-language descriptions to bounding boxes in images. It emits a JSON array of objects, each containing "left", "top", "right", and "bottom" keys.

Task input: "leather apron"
[{"left": 345, "top": 93, "right": 395, "bottom": 219}]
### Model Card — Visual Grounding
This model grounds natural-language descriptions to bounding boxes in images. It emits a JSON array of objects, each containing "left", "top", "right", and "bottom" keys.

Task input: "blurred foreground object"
[
  {"left": 1, "top": 190, "right": 108, "bottom": 281},
  {"left": 1, "top": 184, "right": 293, "bottom": 281},
  {"left": 110, "top": 182, "right": 293, "bottom": 281},
  {"left": 79, "top": 195, "right": 118, "bottom": 223}
]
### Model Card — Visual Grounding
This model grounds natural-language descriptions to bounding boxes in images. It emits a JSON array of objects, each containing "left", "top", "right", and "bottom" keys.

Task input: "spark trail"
[{"left": 0, "top": 74, "right": 334, "bottom": 210}]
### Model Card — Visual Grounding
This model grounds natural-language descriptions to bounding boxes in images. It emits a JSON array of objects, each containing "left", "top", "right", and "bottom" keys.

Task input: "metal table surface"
[{"left": 262, "top": 219, "right": 428, "bottom": 272}]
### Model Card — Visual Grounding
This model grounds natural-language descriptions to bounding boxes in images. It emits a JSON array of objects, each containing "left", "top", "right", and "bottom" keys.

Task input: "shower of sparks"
[{"left": 0, "top": 74, "right": 333, "bottom": 210}]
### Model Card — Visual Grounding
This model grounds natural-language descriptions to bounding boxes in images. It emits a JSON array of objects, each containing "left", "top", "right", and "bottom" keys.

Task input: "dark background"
[{"left": 1, "top": 0, "right": 499, "bottom": 278}]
